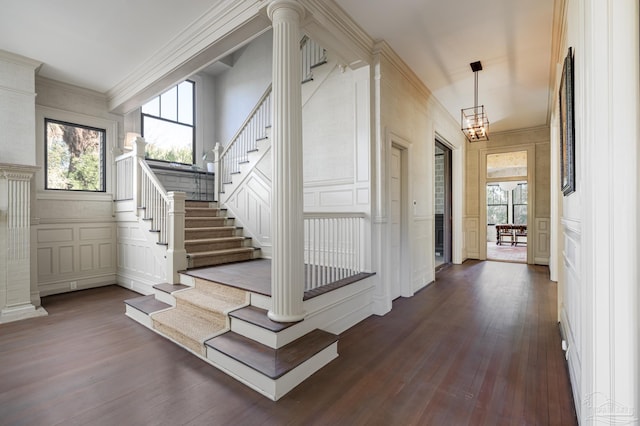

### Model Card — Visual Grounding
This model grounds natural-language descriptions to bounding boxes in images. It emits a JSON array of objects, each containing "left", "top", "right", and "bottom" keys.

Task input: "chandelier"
[{"left": 461, "top": 61, "right": 489, "bottom": 142}]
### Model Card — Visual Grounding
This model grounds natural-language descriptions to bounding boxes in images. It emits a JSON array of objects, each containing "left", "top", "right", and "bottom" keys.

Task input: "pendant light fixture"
[{"left": 461, "top": 61, "right": 489, "bottom": 142}]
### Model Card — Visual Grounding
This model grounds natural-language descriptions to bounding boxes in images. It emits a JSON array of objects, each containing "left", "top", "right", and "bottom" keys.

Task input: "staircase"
[
  {"left": 184, "top": 200, "right": 258, "bottom": 268},
  {"left": 122, "top": 37, "right": 348, "bottom": 400}
]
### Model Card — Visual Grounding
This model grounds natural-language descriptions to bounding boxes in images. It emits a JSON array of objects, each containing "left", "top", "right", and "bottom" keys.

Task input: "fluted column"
[
  {"left": 267, "top": 0, "right": 305, "bottom": 322},
  {"left": 0, "top": 164, "right": 47, "bottom": 323}
]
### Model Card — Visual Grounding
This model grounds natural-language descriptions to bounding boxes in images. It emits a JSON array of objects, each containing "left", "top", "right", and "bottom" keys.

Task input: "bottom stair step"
[
  {"left": 124, "top": 295, "right": 170, "bottom": 314},
  {"left": 205, "top": 329, "right": 338, "bottom": 380},
  {"left": 152, "top": 309, "right": 227, "bottom": 356}
]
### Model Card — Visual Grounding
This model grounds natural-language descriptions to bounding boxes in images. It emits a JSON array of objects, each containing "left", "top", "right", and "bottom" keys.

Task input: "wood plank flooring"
[{"left": 0, "top": 260, "right": 576, "bottom": 425}]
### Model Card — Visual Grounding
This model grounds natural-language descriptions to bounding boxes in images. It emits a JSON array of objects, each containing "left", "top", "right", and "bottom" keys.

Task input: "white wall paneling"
[
  {"left": 36, "top": 221, "right": 116, "bottom": 296},
  {"left": 114, "top": 201, "right": 166, "bottom": 295},
  {"left": 534, "top": 218, "right": 550, "bottom": 265}
]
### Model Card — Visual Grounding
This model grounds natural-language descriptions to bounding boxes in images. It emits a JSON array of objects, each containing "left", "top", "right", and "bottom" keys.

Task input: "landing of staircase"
[{"left": 183, "top": 259, "right": 375, "bottom": 300}]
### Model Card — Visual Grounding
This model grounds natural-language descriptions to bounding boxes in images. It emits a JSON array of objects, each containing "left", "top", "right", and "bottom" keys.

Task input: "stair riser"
[
  {"left": 185, "top": 209, "right": 221, "bottom": 218},
  {"left": 194, "top": 278, "right": 248, "bottom": 303},
  {"left": 189, "top": 252, "right": 255, "bottom": 268},
  {"left": 186, "top": 240, "right": 246, "bottom": 252},
  {"left": 185, "top": 201, "right": 217, "bottom": 208},
  {"left": 152, "top": 319, "right": 206, "bottom": 356},
  {"left": 185, "top": 229, "right": 236, "bottom": 239},
  {"left": 185, "top": 218, "right": 229, "bottom": 228}
]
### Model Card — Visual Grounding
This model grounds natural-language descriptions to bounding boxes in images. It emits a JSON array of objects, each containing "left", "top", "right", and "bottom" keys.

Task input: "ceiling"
[{"left": 0, "top": 0, "right": 555, "bottom": 134}]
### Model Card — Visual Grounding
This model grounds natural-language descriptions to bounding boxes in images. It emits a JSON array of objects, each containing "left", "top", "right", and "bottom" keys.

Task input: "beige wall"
[
  {"left": 465, "top": 126, "right": 551, "bottom": 263},
  {"left": 370, "top": 42, "right": 466, "bottom": 315}
]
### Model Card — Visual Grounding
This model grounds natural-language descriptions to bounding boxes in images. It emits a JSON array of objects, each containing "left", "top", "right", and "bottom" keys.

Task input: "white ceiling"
[{"left": 0, "top": 0, "right": 555, "bottom": 133}]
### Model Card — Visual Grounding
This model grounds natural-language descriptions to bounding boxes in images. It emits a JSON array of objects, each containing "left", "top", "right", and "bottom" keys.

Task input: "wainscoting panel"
[
  {"left": 534, "top": 217, "right": 551, "bottom": 264},
  {"left": 464, "top": 217, "right": 480, "bottom": 258},
  {"left": 37, "top": 223, "right": 116, "bottom": 296},
  {"left": 114, "top": 200, "right": 167, "bottom": 295},
  {"left": 561, "top": 218, "right": 582, "bottom": 413},
  {"left": 412, "top": 217, "right": 434, "bottom": 292}
]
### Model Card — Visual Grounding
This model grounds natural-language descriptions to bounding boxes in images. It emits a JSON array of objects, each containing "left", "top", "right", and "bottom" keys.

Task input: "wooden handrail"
[{"left": 220, "top": 84, "right": 273, "bottom": 159}]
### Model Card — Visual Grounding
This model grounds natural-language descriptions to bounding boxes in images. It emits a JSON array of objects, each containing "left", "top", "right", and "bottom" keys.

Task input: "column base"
[
  {"left": 267, "top": 310, "right": 306, "bottom": 323},
  {"left": 0, "top": 304, "right": 48, "bottom": 324}
]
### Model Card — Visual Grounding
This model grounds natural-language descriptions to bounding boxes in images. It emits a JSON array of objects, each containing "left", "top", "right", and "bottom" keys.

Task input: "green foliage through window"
[{"left": 45, "top": 119, "right": 105, "bottom": 192}]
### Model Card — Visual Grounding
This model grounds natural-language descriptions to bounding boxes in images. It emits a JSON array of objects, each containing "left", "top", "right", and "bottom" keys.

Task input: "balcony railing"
[{"left": 304, "top": 212, "right": 366, "bottom": 291}]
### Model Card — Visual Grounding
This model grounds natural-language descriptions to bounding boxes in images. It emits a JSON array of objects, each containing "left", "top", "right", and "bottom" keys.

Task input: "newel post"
[
  {"left": 132, "top": 137, "right": 146, "bottom": 216},
  {"left": 166, "top": 192, "right": 187, "bottom": 284},
  {"left": 213, "top": 142, "right": 222, "bottom": 203}
]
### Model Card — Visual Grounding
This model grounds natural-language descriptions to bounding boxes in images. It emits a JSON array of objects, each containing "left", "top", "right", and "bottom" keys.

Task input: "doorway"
[
  {"left": 435, "top": 141, "right": 452, "bottom": 271},
  {"left": 390, "top": 144, "right": 407, "bottom": 300},
  {"left": 483, "top": 150, "right": 530, "bottom": 263}
]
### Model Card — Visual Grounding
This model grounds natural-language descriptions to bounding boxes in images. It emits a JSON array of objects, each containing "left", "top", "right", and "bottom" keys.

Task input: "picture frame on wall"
[{"left": 559, "top": 47, "right": 575, "bottom": 196}]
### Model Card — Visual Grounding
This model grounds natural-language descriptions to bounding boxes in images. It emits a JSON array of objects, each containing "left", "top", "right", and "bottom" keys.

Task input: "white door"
[{"left": 390, "top": 146, "right": 402, "bottom": 299}]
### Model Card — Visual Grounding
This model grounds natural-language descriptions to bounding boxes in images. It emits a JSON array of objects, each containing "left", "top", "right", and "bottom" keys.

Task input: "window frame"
[
  {"left": 512, "top": 182, "right": 528, "bottom": 225},
  {"left": 141, "top": 80, "right": 196, "bottom": 165},
  {"left": 486, "top": 184, "right": 509, "bottom": 225},
  {"left": 44, "top": 117, "right": 107, "bottom": 193}
]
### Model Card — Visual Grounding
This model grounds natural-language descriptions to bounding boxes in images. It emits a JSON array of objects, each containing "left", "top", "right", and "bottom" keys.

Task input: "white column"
[
  {"left": 267, "top": 0, "right": 305, "bottom": 323},
  {"left": 0, "top": 165, "right": 47, "bottom": 323}
]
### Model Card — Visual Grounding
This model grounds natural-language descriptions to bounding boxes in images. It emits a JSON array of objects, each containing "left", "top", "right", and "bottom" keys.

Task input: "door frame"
[
  {"left": 479, "top": 145, "right": 536, "bottom": 263},
  {"left": 435, "top": 139, "right": 452, "bottom": 270},
  {"left": 388, "top": 134, "right": 412, "bottom": 299}
]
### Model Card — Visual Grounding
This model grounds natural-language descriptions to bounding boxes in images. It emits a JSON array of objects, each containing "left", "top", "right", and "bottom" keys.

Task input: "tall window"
[
  {"left": 513, "top": 183, "right": 528, "bottom": 225},
  {"left": 487, "top": 184, "right": 508, "bottom": 224},
  {"left": 142, "top": 80, "right": 195, "bottom": 164},
  {"left": 45, "top": 119, "right": 105, "bottom": 192}
]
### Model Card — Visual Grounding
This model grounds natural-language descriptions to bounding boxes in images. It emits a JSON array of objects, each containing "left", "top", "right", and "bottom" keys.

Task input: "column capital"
[{"left": 267, "top": 0, "right": 305, "bottom": 22}]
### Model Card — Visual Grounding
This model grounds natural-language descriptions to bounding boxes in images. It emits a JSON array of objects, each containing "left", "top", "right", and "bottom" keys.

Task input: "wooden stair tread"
[
  {"left": 229, "top": 306, "right": 297, "bottom": 332},
  {"left": 175, "top": 287, "right": 247, "bottom": 313},
  {"left": 124, "top": 295, "right": 170, "bottom": 314},
  {"left": 186, "top": 226, "right": 237, "bottom": 232},
  {"left": 153, "top": 283, "right": 190, "bottom": 294},
  {"left": 185, "top": 236, "right": 246, "bottom": 244},
  {"left": 187, "top": 247, "right": 256, "bottom": 258},
  {"left": 206, "top": 329, "right": 338, "bottom": 379}
]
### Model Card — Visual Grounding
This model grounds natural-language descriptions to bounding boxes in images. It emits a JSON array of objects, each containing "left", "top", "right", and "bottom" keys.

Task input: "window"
[
  {"left": 142, "top": 80, "right": 195, "bottom": 164},
  {"left": 513, "top": 183, "right": 528, "bottom": 225},
  {"left": 487, "top": 184, "right": 508, "bottom": 224},
  {"left": 45, "top": 118, "right": 106, "bottom": 192}
]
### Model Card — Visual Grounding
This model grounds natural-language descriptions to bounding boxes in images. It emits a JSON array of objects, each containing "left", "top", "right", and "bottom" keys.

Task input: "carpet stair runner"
[
  {"left": 184, "top": 200, "right": 259, "bottom": 268},
  {"left": 150, "top": 278, "right": 249, "bottom": 356}
]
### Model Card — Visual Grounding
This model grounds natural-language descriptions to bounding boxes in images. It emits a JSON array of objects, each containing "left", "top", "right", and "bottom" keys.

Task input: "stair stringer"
[
  {"left": 220, "top": 143, "right": 273, "bottom": 258},
  {"left": 114, "top": 199, "right": 169, "bottom": 295}
]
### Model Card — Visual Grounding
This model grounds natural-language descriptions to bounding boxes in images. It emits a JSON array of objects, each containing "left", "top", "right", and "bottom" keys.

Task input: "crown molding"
[
  {"left": 36, "top": 76, "right": 108, "bottom": 102},
  {"left": 372, "top": 40, "right": 431, "bottom": 100},
  {"left": 0, "top": 49, "right": 42, "bottom": 71},
  {"left": 106, "top": 0, "right": 269, "bottom": 114}
]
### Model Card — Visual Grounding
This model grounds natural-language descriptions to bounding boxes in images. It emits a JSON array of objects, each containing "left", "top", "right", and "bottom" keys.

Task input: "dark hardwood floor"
[{"left": 0, "top": 260, "right": 576, "bottom": 425}]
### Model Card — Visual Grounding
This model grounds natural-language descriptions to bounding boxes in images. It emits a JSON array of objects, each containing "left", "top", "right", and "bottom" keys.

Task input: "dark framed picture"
[{"left": 559, "top": 47, "right": 575, "bottom": 196}]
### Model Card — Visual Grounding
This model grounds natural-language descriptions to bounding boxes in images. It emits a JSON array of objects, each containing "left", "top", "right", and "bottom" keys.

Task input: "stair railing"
[
  {"left": 214, "top": 37, "right": 328, "bottom": 201},
  {"left": 301, "top": 35, "right": 327, "bottom": 83},
  {"left": 216, "top": 84, "right": 272, "bottom": 200},
  {"left": 303, "top": 212, "right": 366, "bottom": 291},
  {"left": 127, "top": 137, "right": 187, "bottom": 283}
]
